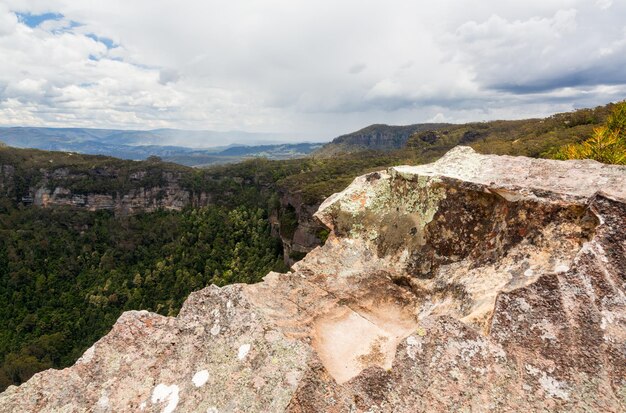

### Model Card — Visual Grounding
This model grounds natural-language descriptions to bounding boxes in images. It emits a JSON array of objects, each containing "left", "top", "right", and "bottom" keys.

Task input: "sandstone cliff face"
[
  {"left": 271, "top": 190, "right": 325, "bottom": 266},
  {"left": 1, "top": 147, "right": 624, "bottom": 412},
  {"left": 0, "top": 165, "right": 210, "bottom": 215},
  {"left": 32, "top": 171, "right": 199, "bottom": 215}
]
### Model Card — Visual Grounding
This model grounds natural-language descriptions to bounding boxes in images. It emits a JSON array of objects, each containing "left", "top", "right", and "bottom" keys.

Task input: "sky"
[{"left": 0, "top": 0, "right": 625, "bottom": 142}]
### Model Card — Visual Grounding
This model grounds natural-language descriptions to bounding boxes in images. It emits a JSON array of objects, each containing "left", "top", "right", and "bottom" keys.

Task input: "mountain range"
[
  {"left": 0, "top": 102, "right": 617, "bottom": 167},
  {"left": 0, "top": 127, "right": 323, "bottom": 167}
]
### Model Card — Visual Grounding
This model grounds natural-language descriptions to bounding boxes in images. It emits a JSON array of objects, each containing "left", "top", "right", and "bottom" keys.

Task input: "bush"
[{"left": 553, "top": 101, "right": 626, "bottom": 165}]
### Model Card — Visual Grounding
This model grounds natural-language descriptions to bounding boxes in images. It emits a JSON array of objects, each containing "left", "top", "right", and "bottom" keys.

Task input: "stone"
[{"left": 1, "top": 147, "right": 624, "bottom": 412}]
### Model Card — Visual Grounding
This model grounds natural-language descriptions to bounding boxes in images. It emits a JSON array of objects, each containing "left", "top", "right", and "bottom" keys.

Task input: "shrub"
[{"left": 553, "top": 101, "right": 626, "bottom": 164}]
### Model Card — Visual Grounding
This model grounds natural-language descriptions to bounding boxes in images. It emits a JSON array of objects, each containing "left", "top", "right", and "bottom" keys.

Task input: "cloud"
[
  {"left": 348, "top": 64, "right": 367, "bottom": 75},
  {"left": 0, "top": 4, "right": 18, "bottom": 36},
  {"left": 0, "top": 0, "right": 624, "bottom": 141},
  {"left": 159, "top": 69, "right": 180, "bottom": 85},
  {"left": 595, "top": 0, "right": 613, "bottom": 10},
  {"left": 451, "top": 6, "right": 626, "bottom": 94}
]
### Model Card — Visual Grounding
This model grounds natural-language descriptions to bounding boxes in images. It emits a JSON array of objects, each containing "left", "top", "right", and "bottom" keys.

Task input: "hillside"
[
  {"left": 406, "top": 104, "right": 613, "bottom": 158},
  {"left": 314, "top": 123, "right": 450, "bottom": 156},
  {"left": 2, "top": 148, "right": 624, "bottom": 411},
  {"left": 315, "top": 103, "right": 616, "bottom": 158}
]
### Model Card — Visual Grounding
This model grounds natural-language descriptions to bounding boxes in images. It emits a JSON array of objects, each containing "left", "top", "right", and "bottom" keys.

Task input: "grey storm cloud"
[
  {"left": 0, "top": 0, "right": 625, "bottom": 141},
  {"left": 159, "top": 69, "right": 180, "bottom": 85}
]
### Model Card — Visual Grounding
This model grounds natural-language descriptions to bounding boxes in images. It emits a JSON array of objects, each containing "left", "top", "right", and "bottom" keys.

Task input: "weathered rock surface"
[{"left": 1, "top": 147, "right": 625, "bottom": 412}]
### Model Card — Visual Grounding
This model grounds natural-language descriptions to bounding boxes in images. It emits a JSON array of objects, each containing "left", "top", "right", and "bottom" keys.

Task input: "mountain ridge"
[
  {"left": 0, "top": 127, "right": 322, "bottom": 166},
  {"left": 314, "top": 123, "right": 451, "bottom": 156},
  {"left": 315, "top": 102, "right": 618, "bottom": 157}
]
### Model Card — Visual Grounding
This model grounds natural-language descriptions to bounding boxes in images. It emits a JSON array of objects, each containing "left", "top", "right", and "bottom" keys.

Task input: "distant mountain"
[
  {"left": 160, "top": 143, "right": 323, "bottom": 167},
  {"left": 0, "top": 127, "right": 322, "bottom": 166},
  {"left": 0, "top": 127, "right": 297, "bottom": 148},
  {"left": 315, "top": 123, "right": 451, "bottom": 156},
  {"left": 217, "top": 143, "right": 323, "bottom": 157}
]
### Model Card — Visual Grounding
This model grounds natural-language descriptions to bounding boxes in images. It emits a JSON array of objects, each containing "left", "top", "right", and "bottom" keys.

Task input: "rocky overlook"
[{"left": 1, "top": 147, "right": 624, "bottom": 412}]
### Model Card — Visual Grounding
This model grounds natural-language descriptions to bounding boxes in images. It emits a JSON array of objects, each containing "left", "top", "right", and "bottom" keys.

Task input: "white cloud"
[
  {"left": 0, "top": 4, "right": 18, "bottom": 36},
  {"left": 451, "top": 5, "right": 626, "bottom": 96},
  {"left": 0, "top": 0, "right": 625, "bottom": 141}
]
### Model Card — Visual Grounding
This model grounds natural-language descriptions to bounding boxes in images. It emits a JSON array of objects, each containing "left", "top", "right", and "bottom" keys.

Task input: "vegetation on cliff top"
[
  {"left": 0, "top": 147, "right": 190, "bottom": 198},
  {"left": 552, "top": 101, "right": 626, "bottom": 164},
  {"left": 405, "top": 103, "right": 612, "bottom": 158}
]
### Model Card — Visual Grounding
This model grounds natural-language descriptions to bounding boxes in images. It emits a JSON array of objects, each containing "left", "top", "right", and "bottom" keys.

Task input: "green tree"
[{"left": 553, "top": 101, "right": 626, "bottom": 164}]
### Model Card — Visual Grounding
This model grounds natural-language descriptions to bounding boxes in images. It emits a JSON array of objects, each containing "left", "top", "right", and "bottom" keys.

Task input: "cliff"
[
  {"left": 0, "top": 166, "right": 209, "bottom": 215},
  {"left": 0, "top": 146, "right": 316, "bottom": 266},
  {"left": 314, "top": 123, "right": 450, "bottom": 156},
  {"left": 271, "top": 189, "right": 325, "bottom": 265},
  {"left": 0, "top": 147, "right": 211, "bottom": 215},
  {"left": 1, "top": 147, "right": 624, "bottom": 412},
  {"left": 29, "top": 169, "right": 209, "bottom": 215}
]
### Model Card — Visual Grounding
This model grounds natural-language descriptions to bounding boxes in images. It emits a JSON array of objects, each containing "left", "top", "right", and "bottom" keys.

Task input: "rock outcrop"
[
  {"left": 1, "top": 147, "right": 624, "bottom": 412},
  {"left": 0, "top": 164, "right": 210, "bottom": 215}
]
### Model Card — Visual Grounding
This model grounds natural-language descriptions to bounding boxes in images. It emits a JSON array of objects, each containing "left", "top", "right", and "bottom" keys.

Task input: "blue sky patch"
[
  {"left": 16, "top": 12, "right": 63, "bottom": 28},
  {"left": 86, "top": 34, "right": 117, "bottom": 49}
]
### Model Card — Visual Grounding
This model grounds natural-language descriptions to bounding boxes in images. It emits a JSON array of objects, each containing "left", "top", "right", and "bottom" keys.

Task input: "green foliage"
[
  {"left": 279, "top": 205, "right": 298, "bottom": 240},
  {"left": 316, "top": 228, "right": 330, "bottom": 244},
  {"left": 0, "top": 205, "right": 283, "bottom": 390},
  {"left": 405, "top": 104, "right": 612, "bottom": 159},
  {"left": 553, "top": 101, "right": 626, "bottom": 164}
]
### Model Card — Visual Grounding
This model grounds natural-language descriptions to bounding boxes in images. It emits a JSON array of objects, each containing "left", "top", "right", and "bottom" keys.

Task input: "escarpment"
[
  {"left": 270, "top": 189, "right": 326, "bottom": 266},
  {"left": 1, "top": 147, "right": 624, "bottom": 412},
  {"left": 0, "top": 165, "right": 211, "bottom": 215}
]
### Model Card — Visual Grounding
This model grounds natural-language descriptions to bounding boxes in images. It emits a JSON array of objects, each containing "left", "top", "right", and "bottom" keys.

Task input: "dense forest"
[
  {"left": 0, "top": 101, "right": 623, "bottom": 391},
  {"left": 0, "top": 202, "right": 284, "bottom": 390}
]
